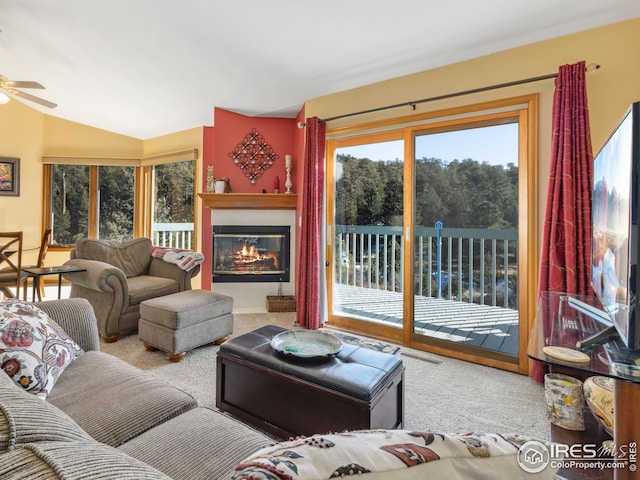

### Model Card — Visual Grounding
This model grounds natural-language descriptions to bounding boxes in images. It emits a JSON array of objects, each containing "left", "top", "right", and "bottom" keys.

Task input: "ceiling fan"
[{"left": 0, "top": 75, "right": 57, "bottom": 108}]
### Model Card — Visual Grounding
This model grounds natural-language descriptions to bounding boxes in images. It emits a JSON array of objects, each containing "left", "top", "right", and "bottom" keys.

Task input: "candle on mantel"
[
  {"left": 274, "top": 176, "right": 280, "bottom": 192},
  {"left": 285, "top": 155, "right": 292, "bottom": 167}
]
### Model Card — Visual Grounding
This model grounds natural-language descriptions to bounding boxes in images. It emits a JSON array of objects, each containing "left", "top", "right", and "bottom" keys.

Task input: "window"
[
  {"left": 50, "top": 164, "right": 90, "bottom": 245},
  {"left": 49, "top": 164, "right": 135, "bottom": 245},
  {"left": 44, "top": 150, "right": 197, "bottom": 249},
  {"left": 151, "top": 160, "right": 195, "bottom": 250},
  {"left": 98, "top": 165, "right": 136, "bottom": 239}
]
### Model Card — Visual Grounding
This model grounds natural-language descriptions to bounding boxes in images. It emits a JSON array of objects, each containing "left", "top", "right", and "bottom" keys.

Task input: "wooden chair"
[
  {"left": 21, "top": 229, "right": 52, "bottom": 301},
  {"left": 0, "top": 231, "right": 29, "bottom": 300}
]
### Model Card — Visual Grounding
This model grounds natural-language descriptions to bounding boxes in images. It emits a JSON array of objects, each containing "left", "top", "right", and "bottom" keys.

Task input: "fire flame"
[{"left": 234, "top": 243, "right": 278, "bottom": 268}]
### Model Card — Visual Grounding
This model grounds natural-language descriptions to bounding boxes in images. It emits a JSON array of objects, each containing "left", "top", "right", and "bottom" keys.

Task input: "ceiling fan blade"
[
  {"left": 10, "top": 89, "right": 57, "bottom": 108},
  {"left": 4, "top": 80, "right": 45, "bottom": 89}
]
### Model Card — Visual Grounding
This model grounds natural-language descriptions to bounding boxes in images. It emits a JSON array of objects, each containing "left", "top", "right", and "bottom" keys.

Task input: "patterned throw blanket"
[
  {"left": 150, "top": 247, "right": 204, "bottom": 272},
  {"left": 231, "top": 430, "right": 557, "bottom": 480}
]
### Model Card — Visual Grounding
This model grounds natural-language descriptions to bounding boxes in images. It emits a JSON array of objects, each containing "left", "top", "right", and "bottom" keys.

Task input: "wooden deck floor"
[{"left": 333, "top": 284, "right": 519, "bottom": 356}]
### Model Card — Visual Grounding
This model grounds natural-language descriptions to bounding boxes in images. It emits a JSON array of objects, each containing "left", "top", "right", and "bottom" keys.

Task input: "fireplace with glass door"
[{"left": 212, "top": 225, "right": 290, "bottom": 283}]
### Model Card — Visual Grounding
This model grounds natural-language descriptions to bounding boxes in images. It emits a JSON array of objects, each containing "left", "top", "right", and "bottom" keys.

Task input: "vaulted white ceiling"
[{"left": 1, "top": 1, "right": 639, "bottom": 139}]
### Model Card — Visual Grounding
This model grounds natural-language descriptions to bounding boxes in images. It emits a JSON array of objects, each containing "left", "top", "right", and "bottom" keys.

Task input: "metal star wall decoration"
[{"left": 228, "top": 128, "right": 279, "bottom": 184}]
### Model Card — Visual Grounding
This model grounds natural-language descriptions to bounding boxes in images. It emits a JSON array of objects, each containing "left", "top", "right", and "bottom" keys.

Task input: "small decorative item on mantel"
[
  {"left": 284, "top": 155, "right": 293, "bottom": 194},
  {"left": 214, "top": 178, "right": 232, "bottom": 193},
  {"left": 205, "top": 165, "right": 215, "bottom": 193},
  {"left": 274, "top": 176, "right": 280, "bottom": 194},
  {"left": 205, "top": 166, "right": 232, "bottom": 193}
]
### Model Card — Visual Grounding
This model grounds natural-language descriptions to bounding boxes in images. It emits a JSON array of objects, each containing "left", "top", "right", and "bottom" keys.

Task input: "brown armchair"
[{"left": 63, "top": 237, "right": 200, "bottom": 342}]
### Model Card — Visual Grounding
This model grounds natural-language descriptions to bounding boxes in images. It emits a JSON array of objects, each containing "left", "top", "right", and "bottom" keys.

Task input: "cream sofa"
[
  {"left": 0, "top": 298, "right": 558, "bottom": 479},
  {"left": 63, "top": 237, "right": 200, "bottom": 342}
]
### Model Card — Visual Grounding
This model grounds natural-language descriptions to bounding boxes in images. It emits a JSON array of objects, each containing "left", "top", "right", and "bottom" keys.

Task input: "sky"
[{"left": 337, "top": 123, "right": 519, "bottom": 167}]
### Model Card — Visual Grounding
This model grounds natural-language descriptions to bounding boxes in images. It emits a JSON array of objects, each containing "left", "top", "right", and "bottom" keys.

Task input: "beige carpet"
[{"left": 101, "top": 312, "right": 550, "bottom": 440}]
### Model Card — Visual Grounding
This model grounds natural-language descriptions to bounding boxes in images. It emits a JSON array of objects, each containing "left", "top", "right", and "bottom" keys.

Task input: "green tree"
[
  {"left": 52, "top": 165, "right": 90, "bottom": 245},
  {"left": 98, "top": 166, "right": 135, "bottom": 240},
  {"left": 335, "top": 152, "right": 518, "bottom": 230},
  {"left": 154, "top": 161, "right": 195, "bottom": 223}
]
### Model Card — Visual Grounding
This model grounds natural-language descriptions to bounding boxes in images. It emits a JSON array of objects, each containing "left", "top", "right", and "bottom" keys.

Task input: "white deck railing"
[
  {"left": 152, "top": 223, "right": 194, "bottom": 250},
  {"left": 334, "top": 224, "right": 518, "bottom": 309},
  {"left": 153, "top": 222, "right": 517, "bottom": 309}
]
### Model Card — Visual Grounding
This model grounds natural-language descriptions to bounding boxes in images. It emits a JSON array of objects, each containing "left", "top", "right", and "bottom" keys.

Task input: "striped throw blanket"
[{"left": 150, "top": 247, "right": 204, "bottom": 271}]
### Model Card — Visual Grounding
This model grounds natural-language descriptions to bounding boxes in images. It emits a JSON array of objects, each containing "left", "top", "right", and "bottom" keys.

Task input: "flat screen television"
[{"left": 589, "top": 101, "right": 640, "bottom": 352}]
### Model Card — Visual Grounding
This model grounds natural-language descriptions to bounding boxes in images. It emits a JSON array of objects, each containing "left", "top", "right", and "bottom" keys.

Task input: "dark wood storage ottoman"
[{"left": 216, "top": 324, "right": 404, "bottom": 439}]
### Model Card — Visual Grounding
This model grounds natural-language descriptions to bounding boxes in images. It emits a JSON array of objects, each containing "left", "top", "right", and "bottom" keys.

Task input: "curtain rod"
[{"left": 316, "top": 63, "right": 600, "bottom": 124}]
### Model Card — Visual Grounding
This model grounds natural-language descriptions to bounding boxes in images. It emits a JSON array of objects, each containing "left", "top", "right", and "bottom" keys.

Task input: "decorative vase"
[
  {"left": 214, "top": 180, "right": 226, "bottom": 193},
  {"left": 544, "top": 373, "right": 585, "bottom": 431},
  {"left": 206, "top": 166, "right": 215, "bottom": 192},
  {"left": 584, "top": 376, "right": 614, "bottom": 436}
]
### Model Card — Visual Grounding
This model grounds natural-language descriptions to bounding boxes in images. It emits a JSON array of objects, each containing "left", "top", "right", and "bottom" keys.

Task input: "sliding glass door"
[
  {"left": 327, "top": 131, "right": 406, "bottom": 342},
  {"left": 410, "top": 120, "right": 520, "bottom": 362},
  {"left": 326, "top": 97, "right": 537, "bottom": 373}
]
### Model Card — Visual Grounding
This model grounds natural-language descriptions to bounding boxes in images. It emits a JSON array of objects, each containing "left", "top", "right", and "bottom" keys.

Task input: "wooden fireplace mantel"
[{"left": 198, "top": 193, "right": 297, "bottom": 210}]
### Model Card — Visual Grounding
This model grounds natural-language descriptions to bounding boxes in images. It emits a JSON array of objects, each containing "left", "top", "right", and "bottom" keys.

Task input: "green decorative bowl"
[{"left": 271, "top": 330, "right": 342, "bottom": 359}]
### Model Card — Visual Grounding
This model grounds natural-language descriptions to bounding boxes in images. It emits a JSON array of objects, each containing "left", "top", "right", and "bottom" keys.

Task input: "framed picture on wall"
[{"left": 0, "top": 157, "right": 20, "bottom": 196}]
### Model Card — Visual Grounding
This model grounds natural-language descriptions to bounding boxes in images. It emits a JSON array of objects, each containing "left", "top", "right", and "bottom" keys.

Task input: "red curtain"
[
  {"left": 532, "top": 61, "right": 594, "bottom": 381},
  {"left": 295, "top": 117, "right": 326, "bottom": 329}
]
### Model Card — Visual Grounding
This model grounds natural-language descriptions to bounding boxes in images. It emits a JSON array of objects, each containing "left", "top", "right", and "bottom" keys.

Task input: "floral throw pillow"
[{"left": 0, "top": 300, "right": 84, "bottom": 398}]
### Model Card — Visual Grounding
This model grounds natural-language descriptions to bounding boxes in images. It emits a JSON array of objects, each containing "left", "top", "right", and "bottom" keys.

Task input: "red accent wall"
[
  {"left": 212, "top": 108, "right": 297, "bottom": 194},
  {"left": 200, "top": 108, "right": 304, "bottom": 289}
]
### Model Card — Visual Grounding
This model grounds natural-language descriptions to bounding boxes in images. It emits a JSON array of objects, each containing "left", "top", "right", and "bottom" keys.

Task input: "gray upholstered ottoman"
[{"left": 139, "top": 290, "right": 233, "bottom": 362}]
